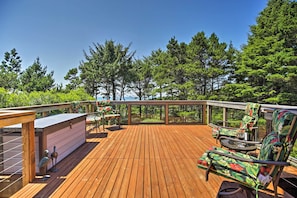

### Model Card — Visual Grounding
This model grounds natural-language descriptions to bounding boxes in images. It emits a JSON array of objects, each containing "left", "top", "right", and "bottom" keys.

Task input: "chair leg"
[
  {"left": 205, "top": 160, "right": 214, "bottom": 181},
  {"left": 273, "top": 176, "right": 281, "bottom": 198},
  {"left": 216, "top": 133, "right": 220, "bottom": 143},
  {"left": 272, "top": 167, "right": 284, "bottom": 198}
]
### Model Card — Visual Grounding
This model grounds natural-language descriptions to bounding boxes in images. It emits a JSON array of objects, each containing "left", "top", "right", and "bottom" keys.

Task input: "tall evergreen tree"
[
  {"left": 64, "top": 68, "right": 81, "bottom": 91},
  {"left": 130, "top": 58, "right": 153, "bottom": 100},
  {"left": 207, "top": 33, "right": 229, "bottom": 93},
  {"left": 79, "top": 40, "right": 134, "bottom": 100},
  {"left": 167, "top": 37, "right": 188, "bottom": 100},
  {"left": 19, "top": 57, "right": 55, "bottom": 92},
  {"left": 233, "top": 0, "right": 297, "bottom": 104},
  {"left": 0, "top": 48, "right": 22, "bottom": 91},
  {"left": 186, "top": 32, "right": 234, "bottom": 99},
  {"left": 150, "top": 49, "right": 171, "bottom": 99},
  {"left": 116, "top": 43, "right": 135, "bottom": 100},
  {"left": 186, "top": 32, "right": 209, "bottom": 97},
  {"left": 80, "top": 45, "right": 103, "bottom": 99}
]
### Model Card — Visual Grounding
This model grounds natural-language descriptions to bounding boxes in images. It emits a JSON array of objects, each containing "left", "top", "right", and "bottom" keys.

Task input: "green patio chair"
[
  {"left": 96, "top": 100, "right": 121, "bottom": 131},
  {"left": 86, "top": 100, "right": 114, "bottom": 132},
  {"left": 197, "top": 109, "right": 297, "bottom": 197},
  {"left": 211, "top": 102, "right": 261, "bottom": 142}
]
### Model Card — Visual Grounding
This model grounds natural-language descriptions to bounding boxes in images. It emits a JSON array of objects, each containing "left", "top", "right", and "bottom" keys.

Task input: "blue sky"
[{"left": 0, "top": 0, "right": 267, "bottom": 85}]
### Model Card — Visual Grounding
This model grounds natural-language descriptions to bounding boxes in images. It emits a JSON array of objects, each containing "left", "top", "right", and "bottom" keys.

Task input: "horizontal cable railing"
[
  {"left": 0, "top": 110, "right": 35, "bottom": 197},
  {"left": 0, "top": 129, "right": 24, "bottom": 194}
]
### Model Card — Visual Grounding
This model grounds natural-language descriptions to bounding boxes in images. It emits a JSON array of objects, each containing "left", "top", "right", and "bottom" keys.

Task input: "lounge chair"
[
  {"left": 197, "top": 109, "right": 297, "bottom": 197},
  {"left": 211, "top": 102, "right": 261, "bottom": 142}
]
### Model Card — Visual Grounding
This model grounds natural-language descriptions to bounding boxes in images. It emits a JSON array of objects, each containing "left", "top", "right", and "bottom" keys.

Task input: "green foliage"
[
  {"left": 27, "top": 91, "right": 61, "bottom": 105},
  {"left": 234, "top": 0, "right": 297, "bottom": 104},
  {"left": 0, "top": 87, "right": 9, "bottom": 107},
  {"left": 130, "top": 58, "right": 153, "bottom": 100},
  {"left": 0, "top": 88, "right": 94, "bottom": 108},
  {"left": 19, "top": 57, "right": 55, "bottom": 92},
  {"left": 64, "top": 68, "right": 81, "bottom": 91},
  {"left": 6, "top": 92, "right": 29, "bottom": 107},
  {"left": 78, "top": 40, "right": 135, "bottom": 100},
  {"left": 62, "top": 88, "right": 95, "bottom": 102},
  {"left": 219, "top": 83, "right": 257, "bottom": 102},
  {"left": 257, "top": 117, "right": 266, "bottom": 129},
  {"left": 0, "top": 48, "right": 22, "bottom": 91},
  {"left": 148, "top": 33, "right": 235, "bottom": 100}
]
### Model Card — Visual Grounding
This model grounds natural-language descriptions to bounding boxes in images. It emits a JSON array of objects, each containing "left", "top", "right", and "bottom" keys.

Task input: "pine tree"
[{"left": 234, "top": 0, "right": 297, "bottom": 104}]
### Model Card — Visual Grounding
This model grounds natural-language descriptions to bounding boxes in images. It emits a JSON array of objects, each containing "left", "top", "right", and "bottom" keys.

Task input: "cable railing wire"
[
  {"left": 0, "top": 165, "right": 23, "bottom": 183},
  {"left": 0, "top": 159, "right": 23, "bottom": 174},
  {"left": 0, "top": 143, "right": 23, "bottom": 156},
  {"left": 0, "top": 129, "right": 25, "bottom": 194},
  {"left": 0, "top": 151, "right": 23, "bottom": 166},
  {"left": 0, "top": 170, "right": 23, "bottom": 193},
  {"left": 0, "top": 135, "right": 22, "bottom": 145}
]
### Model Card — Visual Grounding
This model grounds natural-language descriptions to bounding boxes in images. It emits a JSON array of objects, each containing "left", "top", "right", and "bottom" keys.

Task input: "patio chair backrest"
[
  {"left": 271, "top": 109, "right": 297, "bottom": 160},
  {"left": 239, "top": 103, "right": 261, "bottom": 131},
  {"left": 258, "top": 109, "right": 297, "bottom": 179},
  {"left": 96, "top": 100, "right": 114, "bottom": 115},
  {"left": 244, "top": 102, "right": 261, "bottom": 119}
]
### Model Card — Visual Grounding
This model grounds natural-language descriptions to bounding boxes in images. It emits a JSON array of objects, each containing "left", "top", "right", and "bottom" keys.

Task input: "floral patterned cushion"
[
  {"left": 212, "top": 127, "right": 244, "bottom": 138},
  {"left": 97, "top": 106, "right": 113, "bottom": 114},
  {"left": 271, "top": 109, "right": 297, "bottom": 161},
  {"left": 198, "top": 109, "right": 297, "bottom": 191},
  {"left": 244, "top": 103, "right": 261, "bottom": 120},
  {"left": 96, "top": 100, "right": 114, "bottom": 115},
  {"left": 197, "top": 147, "right": 262, "bottom": 188},
  {"left": 258, "top": 132, "right": 279, "bottom": 161},
  {"left": 96, "top": 100, "right": 111, "bottom": 106},
  {"left": 272, "top": 109, "right": 295, "bottom": 140},
  {"left": 212, "top": 103, "right": 260, "bottom": 138}
]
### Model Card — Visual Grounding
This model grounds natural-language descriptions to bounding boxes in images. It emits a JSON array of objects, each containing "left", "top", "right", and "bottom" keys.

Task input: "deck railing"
[
  {"left": 1, "top": 100, "right": 297, "bottom": 196},
  {"left": 0, "top": 110, "right": 35, "bottom": 197},
  {"left": 4, "top": 100, "right": 297, "bottom": 126}
]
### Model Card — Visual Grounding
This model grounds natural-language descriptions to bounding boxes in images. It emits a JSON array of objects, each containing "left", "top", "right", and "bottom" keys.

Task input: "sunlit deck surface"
[{"left": 11, "top": 125, "right": 297, "bottom": 198}]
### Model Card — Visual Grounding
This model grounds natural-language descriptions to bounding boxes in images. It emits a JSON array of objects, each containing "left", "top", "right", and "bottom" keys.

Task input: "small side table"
[{"left": 220, "top": 139, "right": 258, "bottom": 153}]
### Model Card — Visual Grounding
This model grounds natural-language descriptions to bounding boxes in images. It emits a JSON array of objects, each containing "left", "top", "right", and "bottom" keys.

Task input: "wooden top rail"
[
  {"left": 112, "top": 100, "right": 207, "bottom": 105},
  {"left": 0, "top": 110, "right": 36, "bottom": 127},
  {"left": 2, "top": 100, "right": 297, "bottom": 117},
  {"left": 1, "top": 101, "right": 95, "bottom": 113}
]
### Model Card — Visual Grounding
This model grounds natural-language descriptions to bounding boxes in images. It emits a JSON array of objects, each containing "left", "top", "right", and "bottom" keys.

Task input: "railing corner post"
[
  {"left": 223, "top": 108, "right": 228, "bottom": 127},
  {"left": 128, "top": 104, "right": 131, "bottom": 125},
  {"left": 207, "top": 105, "right": 211, "bottom": 125},
  {"left": 165, "top": 104, "right": 169, "bottom": 125},
  {"left": 22, "top": 121, "right": 35, "bottom": 185}
]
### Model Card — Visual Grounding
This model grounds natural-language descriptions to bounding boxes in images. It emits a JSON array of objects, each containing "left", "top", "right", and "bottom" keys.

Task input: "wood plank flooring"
[{"left": 11, "top": 125, "right": 296, "bottom": 198}]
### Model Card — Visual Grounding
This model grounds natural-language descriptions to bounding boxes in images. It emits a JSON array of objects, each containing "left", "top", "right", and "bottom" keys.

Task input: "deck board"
[{"left": 10, "top": 125, "right": 297, "bottom": 198}]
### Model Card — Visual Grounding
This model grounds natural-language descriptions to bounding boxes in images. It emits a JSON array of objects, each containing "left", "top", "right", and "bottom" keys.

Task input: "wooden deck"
[{"left": 11, "top": 125, "right": 297, "bottom": 198}]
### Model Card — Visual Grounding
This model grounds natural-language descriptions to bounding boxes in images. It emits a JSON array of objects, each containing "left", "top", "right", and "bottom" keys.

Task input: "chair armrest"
[
  {"left": 211, "top": 120, "right": 241, "bottom": 127},
  {"left": 219, "top": 136, "right": 261, "bottom": 145},
  {"left": 86, "top": 112, "right": 102, "bottom": 125},
  {"left": 207, "top": 149, "right": 290, "bottom": 166},
  {"left": 208, "top": 123, "right": 218, "bottom": 128},
  {"left": 208, "top": 123, "right": 239, "bottom": 130}
]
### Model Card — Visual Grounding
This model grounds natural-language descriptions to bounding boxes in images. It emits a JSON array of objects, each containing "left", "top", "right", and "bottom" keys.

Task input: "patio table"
[{"left": 220, "top": 138, "right": 258, "bottom": 153}]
